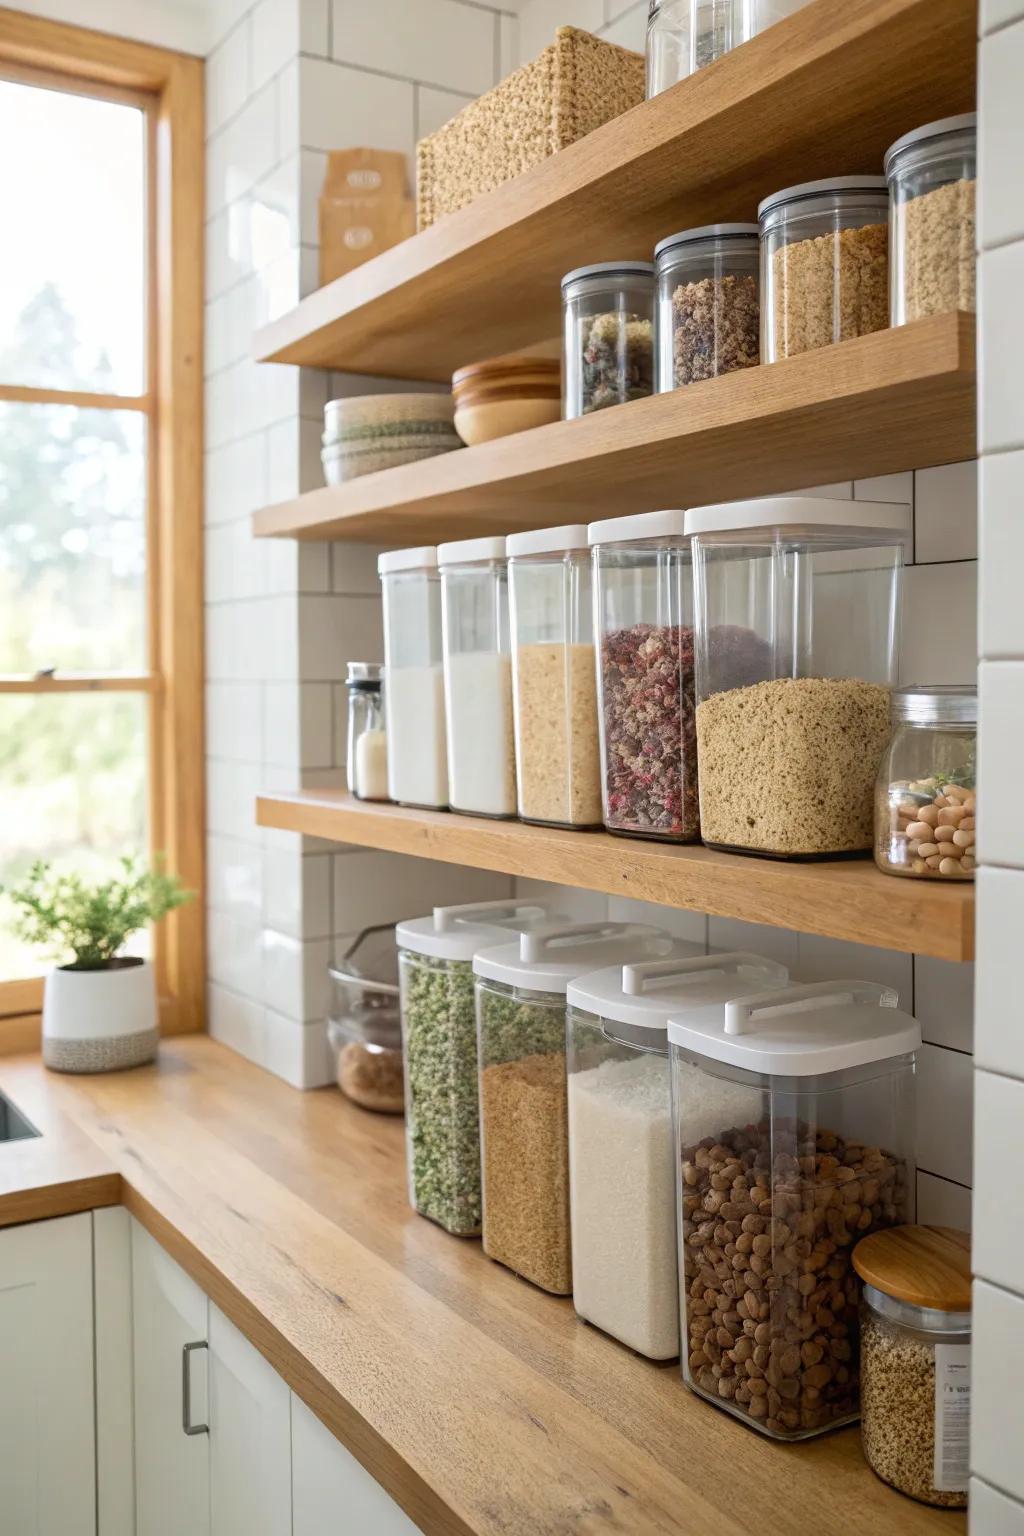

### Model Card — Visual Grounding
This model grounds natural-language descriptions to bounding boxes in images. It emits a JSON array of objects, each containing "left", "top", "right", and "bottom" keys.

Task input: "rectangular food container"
[{"left": 379, "top": 546, "right": 448, "bottom": 810}]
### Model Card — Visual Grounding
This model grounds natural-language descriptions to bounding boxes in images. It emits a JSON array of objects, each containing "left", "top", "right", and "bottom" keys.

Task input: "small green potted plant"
[{"left": 1, "top": 856, "right": 191, "bottom": 1073}]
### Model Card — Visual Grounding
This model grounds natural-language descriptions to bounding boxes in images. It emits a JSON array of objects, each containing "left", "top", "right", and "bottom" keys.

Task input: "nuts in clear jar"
[
  {"left": 680, "top": 1122, "right": 906, "bottom": 1437},
  {"left": 878, "top": 777, "right": 976, "bottom": 879}
]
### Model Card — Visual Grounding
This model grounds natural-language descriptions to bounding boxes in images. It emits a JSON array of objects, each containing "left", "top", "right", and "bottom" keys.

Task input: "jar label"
[{"left": 933, "top": 1343, "right": 971, "bottom": 1491}]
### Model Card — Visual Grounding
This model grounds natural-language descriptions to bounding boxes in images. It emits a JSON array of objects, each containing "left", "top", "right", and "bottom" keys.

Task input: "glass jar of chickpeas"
[{"left": 875, "top": 685, "right": 976, "bottom": 880}]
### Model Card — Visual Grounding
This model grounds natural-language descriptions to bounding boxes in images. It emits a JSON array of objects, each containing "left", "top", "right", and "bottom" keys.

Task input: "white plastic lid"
[
  {"left": 396, "top": 900, "right": 557, "bottom": 962},
  {"left": 437, "top": 535, "right": 507, "bottom": 567},
  {"left": 587, "top": 509, "right": 689, "bottom": 547},
  {"left": 667, "top": 979, "right": 921, "bottom": 1077},
  {"left": 505, "top": 525, "right": 590, "bottom": 558},
  {"left": 685, "top": 496, "right": 911, "bottom": 538},
  {"left": 474, "top": 921, "right": 674, "bottom": 995},
  {"left": 885, "top": 113, "right": 977, "bottom": 173},
  {"left": 654, "top": 223, "right": 759, "bottom": 260},
  {"left": 758, "top": 175, "right": 889, "bottom": 219},
  {"left": 566, "top": 949, "right": 781, "bottom": 1032},
  {"left": 377, "top": 546, "right": 438, "bottom": 576},
  {"left": 562, "top": 260, "right": 655, "bottom": 290}
]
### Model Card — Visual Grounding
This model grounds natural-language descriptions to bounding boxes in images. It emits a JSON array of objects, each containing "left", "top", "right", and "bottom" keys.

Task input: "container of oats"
[
  {"left": 507, "top": 525, "right": 603, "bottom": 828},
  {"left": 670, "top": 978, "right": 919, "bottom": 1440},
  {"left": 654, "top": 223, "right": 760, "bottom": 390},
  {"left": 758, "top": 176, "right": 889, "bottom": 362},
  {"left": 690, "top": 496, "right": 910, "bottom": 859},
  {"left": 885, "top": 114, "right": 976, "bottom": 325},
  {"left": 853, "top": 1225, "right": 971, "bottom": 1506},
  {"left": 474, "top": 921, "right": 675, "bottom": 1294},
  {"left": 396, "top": 900, "right": 563, "bottom": 1237},
  {"left": 561, "top": 261, "right": 655, "bottom": 418}
]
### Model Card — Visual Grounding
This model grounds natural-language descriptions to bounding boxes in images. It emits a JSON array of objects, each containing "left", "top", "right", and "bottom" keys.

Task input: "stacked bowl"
[
  {"left": 451, "top": 355, "right": 562, "bottom": 446},
  {"left": 321, "top": 393, "right": 462, "bottom": 484}
]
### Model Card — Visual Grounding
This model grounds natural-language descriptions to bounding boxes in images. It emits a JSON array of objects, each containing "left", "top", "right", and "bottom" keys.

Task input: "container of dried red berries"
[{"left": 588, "top": 509, "right": 699, "bottom": 842}]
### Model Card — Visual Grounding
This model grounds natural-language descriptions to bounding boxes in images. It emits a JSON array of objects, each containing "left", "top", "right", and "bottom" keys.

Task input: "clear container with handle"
[
  {"left": 875, "top": 685, "right": 976, "bottom": 881},
  {"left": 589, "top": 509, "right": 699, "bottom": 842},
  {"left": 327, "top": 924, "right": 403, "bottom": 1113},
  {"left": 690, "top": 496, "right": 909, "bottom": 858},
  {"left": 645, "top": 0, "right": 811, "bottom": 95},
  {"left": 566, "top": 950, "right": 787, "bottom": 1358},
  {"left": 654, "top": 224, "right": 760, "bottom": 390},
  {"left": 561, "top": 262, "right": 655, "bottom": 419},
  {"left": 474, "top": 922, "right": 676, "bottom": 1294},
  {"left": 670, "top": 978, "right": 920, "bottom": 1439},
  {"left": 759, "top": 177, "right": 889, "bottom": 362},
  {"left": 438, "top": 535, "right": 515, "bottom": 818},
  {"left": 379, "top": 546, "right": 447, "bottom": 809},
  {"left": 507, "top": 525, "right": 603, "bottom": 828},
  {"left": 853, "top": 1225, "right": 971, "bottom": 1507},
  {"left": 345, "top": 662, "right": 388, "bottom": 802},
  {"left": 885, "top": 114, "right": 976, "bottom": 326},
  {"left": 396, "top": 900, "right": 564, "bottom": 1237}
]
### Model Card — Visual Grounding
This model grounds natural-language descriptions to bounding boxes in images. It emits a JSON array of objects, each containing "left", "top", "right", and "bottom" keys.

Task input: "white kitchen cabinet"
[
  {"left": 209, "top": 1303, "right": 292, "bottom": 1536},
  {"left": 131, "top": 1221, "right": 210, "bottom": 1536},
  {"left": 291, "top": 1393, "right": 422, "bottom": 1535},
  {"left": 0, "top": 1211, "right": 96, "bottom": 1536}
]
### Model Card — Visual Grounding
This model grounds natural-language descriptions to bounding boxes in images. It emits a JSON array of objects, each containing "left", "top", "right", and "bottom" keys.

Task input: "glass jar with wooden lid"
[{"left": 853, "top": 1225, "right": 971, "bottom": 1507}]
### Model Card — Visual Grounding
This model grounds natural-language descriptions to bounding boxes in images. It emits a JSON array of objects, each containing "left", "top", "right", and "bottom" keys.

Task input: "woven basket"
[{"left": 416, "top": 26, "right": 645, "bottom": 231}]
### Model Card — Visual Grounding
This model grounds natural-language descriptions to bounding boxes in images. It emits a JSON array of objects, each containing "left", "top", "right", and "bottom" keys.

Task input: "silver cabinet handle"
[{"left": 182, "top": 1340, "right": 209, "bottom": 1436}]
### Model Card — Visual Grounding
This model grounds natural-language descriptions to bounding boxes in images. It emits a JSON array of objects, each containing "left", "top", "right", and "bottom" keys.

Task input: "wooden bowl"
[
  {"left": 452, "top": 355, "right": 561, "bottom": 443},
  {"left": 454, "top": 395, "right": 561, "bottom": 445}
]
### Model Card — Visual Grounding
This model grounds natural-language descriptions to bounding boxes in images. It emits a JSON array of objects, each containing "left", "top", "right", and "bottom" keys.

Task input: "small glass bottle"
[
  {"left": 885, "top": 114, "right": 976, "bottom": 325},
  {"left": 561, "top": 262, "right": 655, "bottom": 419},
  {"left": 345, "top": 662, "right": 388, "bottom": 802},
  {"left": 874, "top": 685, "right": 976, "bottom": 881}
]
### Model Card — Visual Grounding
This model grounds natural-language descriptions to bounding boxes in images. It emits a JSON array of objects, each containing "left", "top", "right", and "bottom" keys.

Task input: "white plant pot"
[{"left": 42, "top": 958, "right": 159, "bottom": 1074}]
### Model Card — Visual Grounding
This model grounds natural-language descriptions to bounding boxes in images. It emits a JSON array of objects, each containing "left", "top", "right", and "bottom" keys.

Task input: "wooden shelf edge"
[
  {"left": 256, "top": 791, "right": 975, "bottom": 963},
  {"left": 252, "top": 314, "right": 976, "bottom": 544}
]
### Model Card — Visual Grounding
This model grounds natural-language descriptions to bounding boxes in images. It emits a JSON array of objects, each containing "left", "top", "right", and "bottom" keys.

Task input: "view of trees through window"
[{"left": 0, "top": 79, "right": 150, "bottom": 986}]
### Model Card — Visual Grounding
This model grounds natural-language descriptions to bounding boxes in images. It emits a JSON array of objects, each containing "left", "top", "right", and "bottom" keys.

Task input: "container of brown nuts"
[
  {"left": 668, "top": 978, "right": 920, "bottom": 1440},
  {"left": 328, "top": 925, "right": 404, "bottom": 1114}
]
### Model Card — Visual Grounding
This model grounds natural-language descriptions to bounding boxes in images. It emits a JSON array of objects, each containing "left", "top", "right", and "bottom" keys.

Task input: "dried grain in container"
[
  {"left": 508, "top": 525, "right": 602, "bottom": 828},
  {"left": 566, "top": 951, "right": 786, "bottom": 1358},
  {"left": 758, "top": 177, "right": 889, "bottom": 362},
  {"left": 654, "top": 223, "right": 759, "bottom": 390},
  {"left": 670, "top": 978, "right": 920, "bottom": 1439},
  {"left": 690, "top": 496, "right": 909, "bottom": 858},
  {"left": 397, "top": 901, "right": 565, "bottom": 1237},
  {"left": 853, "top": 1225, "right": 971, "bottom": 1506},
  {"left": 438, "top": 536, "right": 515, "bottom": 818},
  {"left": 379, "top": 547, "right": 447, "bottom": 809},
  {"left": 589, "top": 509, "right": 699, "bottom": 841},
  {"left": 885, "top": 114, "right": 976, "bottom": 325},
  {"left": 475, "top": 922, "right": 676, "bottom": 1294},
  {"left": 875, "top": 685, "right": 977, "bottom": 881},
  {"left": 562, "top": 262, "right": 655, "bottom": 419}
]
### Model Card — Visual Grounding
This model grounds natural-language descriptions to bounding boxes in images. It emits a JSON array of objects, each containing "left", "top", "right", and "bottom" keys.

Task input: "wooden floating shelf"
[
  {"left": 252, "top": 0, "right": 975, "bottom": 381},
  {"left": 256, "top": 790, "right": 975, "bottom": 962},
  {"left": 253, "top": 315, "right": 975, "bottom": 544}
]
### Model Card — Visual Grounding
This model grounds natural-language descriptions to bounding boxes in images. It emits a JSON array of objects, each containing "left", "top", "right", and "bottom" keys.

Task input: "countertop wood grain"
[{"left": 0, "top": 1041, "right": 966, "bottom": 1536}]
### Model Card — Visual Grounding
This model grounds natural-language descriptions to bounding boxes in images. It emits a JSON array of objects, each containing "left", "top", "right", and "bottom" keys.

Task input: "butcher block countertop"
[{"left": 0, "top": 1039, "right": 965, "bottom": 1536}]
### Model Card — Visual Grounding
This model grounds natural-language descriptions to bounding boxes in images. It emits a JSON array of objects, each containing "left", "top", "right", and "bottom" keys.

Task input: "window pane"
[
  {"left": 0, "top": 693, "right": 148, "bottom": 980},
  {"left": 0, "top": 404, "right": 146, "bottom": 672},
  {"left": 0, "top": 81, "right": 145, "bottom": 395}
]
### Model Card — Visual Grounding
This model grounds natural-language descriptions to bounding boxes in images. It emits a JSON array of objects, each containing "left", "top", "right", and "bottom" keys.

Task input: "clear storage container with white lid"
[
  {"left": 474, "top": 921, "right": 675, "bottom": 1294},
  {"left": 561, "top": 261, "right": 655, "bottom": 419},
  {"left": 885, "top": 114, "right": 976, "bottom": 326},
  {"left": 654, "top": 224, "right": 760, "bottom": 390},
  {"left": 566, "top": 950, "right": 788, "bottom": 1359},
  {"left": 669, "top": 977, "right": 919, "bottom": 1440},
  {"left": 875, "top": 684, "right": 977, "bottom": 881},
  {"left": 645, "top": 1, "right": 810, "bottom": 98},
  {"left": 396, "top": 900, "right": 564, "bottom": 1236},
  {"left": 589, "top": 509, "right": 699, "bottom": 843},
  {"left": 379, "top": 546, "right": 447, "bottom": 809},
  {"left": 438, "top": 535, "right": 515, "bottom": 819},
  {"left": 507, "top": 525, "right": 602, "bottom": 829},
  {"left": 690, "top": 495, "right": 909, "bottom": 859}
]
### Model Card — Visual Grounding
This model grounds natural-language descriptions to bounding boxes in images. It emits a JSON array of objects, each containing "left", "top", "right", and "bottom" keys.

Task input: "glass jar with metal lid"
[
  {"left": 758, "top": 176, "right": 889, "bottom": 362},
  {"left": 874, "top": 685, "right": 976, "bottom": 881},
  {"left": 654, "top": 223, "right": 760, "bottom": 390},
  {"left": 885, "top": 114, "right": 976, "bottom": 326},
  {"left": 561, "top": 261, "right": 655, "bottom": 419},
  {"left": 345, "top": 662, "right": 388, "bottom": 802},
  {"left": 853, "top": 1225, "right": 971, "bottom": 1507}
]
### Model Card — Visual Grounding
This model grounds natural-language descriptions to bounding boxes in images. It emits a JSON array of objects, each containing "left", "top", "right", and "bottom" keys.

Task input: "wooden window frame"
[{"left": 0, "top": 9, "right": 204, "bottom": 1049}]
